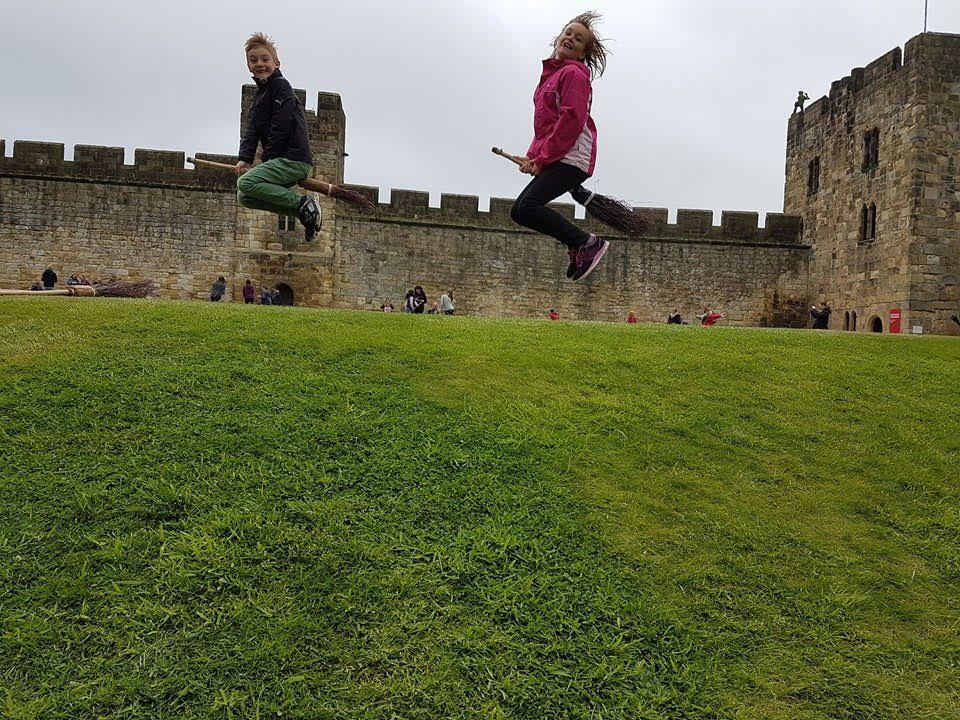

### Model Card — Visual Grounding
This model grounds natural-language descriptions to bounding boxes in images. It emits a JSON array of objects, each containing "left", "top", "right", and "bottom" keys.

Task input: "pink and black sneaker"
[{"left": 571, "top": 235, "right": 609, "bottom": 282}]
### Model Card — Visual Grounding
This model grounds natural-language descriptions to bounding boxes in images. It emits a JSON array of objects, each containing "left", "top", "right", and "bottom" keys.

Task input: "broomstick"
[
  {"left": 187, "top": 157, "right": 375, "bottom": 212},
  {"left": 492, "top": 147, "right": 649, "bottom": 237},
  {"left": 0, "top": 280, "right": 155, "bottom": 298}
]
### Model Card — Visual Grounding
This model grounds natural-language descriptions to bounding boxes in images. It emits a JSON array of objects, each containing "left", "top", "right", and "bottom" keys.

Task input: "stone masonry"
[
  {"left": 786, "top": 32, "right": 960, "bottom": 335},
  {"left": 0, "top": 81, "right": 809, "bottom": 327}
]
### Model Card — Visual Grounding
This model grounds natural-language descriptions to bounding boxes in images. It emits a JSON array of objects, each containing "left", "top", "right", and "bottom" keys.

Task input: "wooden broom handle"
[
  {"left": 491, "top": 147, "right": 527, "bottom": 166},
  {"left": 186, "top": 157, "right": 335, "bottom": 197},
  {"left": 0, "top": 286, "right": 96, "bottom": 296}
]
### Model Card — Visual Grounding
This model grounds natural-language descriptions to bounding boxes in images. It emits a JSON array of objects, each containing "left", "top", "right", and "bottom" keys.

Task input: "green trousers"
[{"left": 236, "top": 158, "right": 313, "bottom": 215}]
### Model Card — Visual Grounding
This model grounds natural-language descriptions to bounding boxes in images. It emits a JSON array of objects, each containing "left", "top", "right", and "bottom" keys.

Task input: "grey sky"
[{"left": 3, "top": 0, "right": 958, "bottom": 220}]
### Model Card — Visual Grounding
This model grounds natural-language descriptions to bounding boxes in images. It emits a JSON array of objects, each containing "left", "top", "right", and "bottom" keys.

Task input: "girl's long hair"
[{"left": 552, "top": 11, "right": 609, "bottom": 79}]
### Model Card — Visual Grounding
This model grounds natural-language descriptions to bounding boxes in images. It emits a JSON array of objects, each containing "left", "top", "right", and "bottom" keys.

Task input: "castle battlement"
[
  {"left": 341, "top": 184, "right": 803, "bottom": 245},
  {"left": 0, "top": 139, "right": 802, "bottom": 245},
  {"left": 0, "top": 140, "right": 238, "bottom": 191},
  {"left": 788, "top": 32, "right": 960, "bottom": 140}
]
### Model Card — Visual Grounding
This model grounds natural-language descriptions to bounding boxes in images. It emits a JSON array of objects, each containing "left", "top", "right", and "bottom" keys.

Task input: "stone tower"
[{"left": 785, "top": 32, "right": 960, "bottom": 335}]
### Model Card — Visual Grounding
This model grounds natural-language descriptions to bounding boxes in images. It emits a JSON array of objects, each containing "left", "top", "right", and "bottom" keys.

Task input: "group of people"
[
  {"left": 383, "top": 287, "right": 456, "bottom": 315},
  {"left": 548, "top": 308, "right": 721, "bottom": 325},
  {"left": 210, "top": 277, "right": 286, "bottom": 305},
  {"left": 30, "top": 268, "right": 96, "bottom": 291}
]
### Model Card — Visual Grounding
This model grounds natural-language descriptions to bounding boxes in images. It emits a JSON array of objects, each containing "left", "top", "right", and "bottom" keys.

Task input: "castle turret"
[{"left": 785, "top": 32, "right": 960, "bottom": 335}]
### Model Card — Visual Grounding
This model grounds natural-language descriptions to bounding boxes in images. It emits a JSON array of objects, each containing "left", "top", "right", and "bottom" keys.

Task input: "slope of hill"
[{"left": 1, "top": 299, "right": 957, "bottom": 719}]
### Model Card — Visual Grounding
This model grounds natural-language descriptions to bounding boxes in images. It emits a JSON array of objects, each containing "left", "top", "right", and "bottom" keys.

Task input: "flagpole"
[{"left": 925, "top": 0, "right": 929, "bottom": 33}]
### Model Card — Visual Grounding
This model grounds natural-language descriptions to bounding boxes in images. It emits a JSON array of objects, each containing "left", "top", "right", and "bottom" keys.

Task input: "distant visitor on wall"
[
  {"left": 810, "top": 302, "right": 832, "bottom": 329},
  {"left": 210, "top": 276, "right": 227, "bottom": 302},
  {"left": 793, "top": 91, "right": 810, "bottom": 115}
]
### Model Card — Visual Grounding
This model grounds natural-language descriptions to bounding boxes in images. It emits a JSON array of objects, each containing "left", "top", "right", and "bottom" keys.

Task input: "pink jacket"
[{"left": 526, "top": 58, "right": 598, "bottom": 176}]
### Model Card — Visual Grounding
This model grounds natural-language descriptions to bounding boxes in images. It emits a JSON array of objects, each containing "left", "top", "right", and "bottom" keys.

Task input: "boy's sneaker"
[
  {"left": 571, "top": 235, "right": 609, "bottom": 282},
  {"left": 566, "top": 249, "right": 578, "bottom": 278},
  {"left": 297, "top": 195, "right": 322, "bottom": 242}
]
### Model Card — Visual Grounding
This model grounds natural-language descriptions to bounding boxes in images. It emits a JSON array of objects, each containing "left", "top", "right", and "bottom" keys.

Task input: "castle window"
[
  {"left": 851, "top": 311, "right": 858, "bottom": 331},
  {"left": 869, "top": 203, "right": 878, "bottom": 239},
  {"left": 277, "top": 215, "right": 297, "bottom": 232},
  {"left": 862, "top": 128, "right": 880, "bottom": 170},
  {"left": 844, "top": 311, "right": 851, "bottom": 331},
  {"left": 807, "top": 157, "right": 821, "bottom": 194},
  {"left": 860, "top": 204, "right": 870, "bottom": 242}
]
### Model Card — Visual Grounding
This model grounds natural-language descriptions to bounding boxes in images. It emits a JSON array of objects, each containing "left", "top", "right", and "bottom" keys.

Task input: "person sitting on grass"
[
  {"left": 242, "top": 279, "right": 256, "bottom": 304},
  {"left": 380, "top": 299, "right": 395, "bottom": 312},
  {"left": 210, "top": 276, "right": 227, "bottom": 302},
  {"left": 698, "top": 306, "right": 723, "bottom": 327},
  {"left": 234, "top": 33, "right": 321, "bottom": 243}
]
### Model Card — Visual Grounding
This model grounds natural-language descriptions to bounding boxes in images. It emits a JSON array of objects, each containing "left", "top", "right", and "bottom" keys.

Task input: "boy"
[{"left": 235, "top": 33, "right": 321, "bottom": 242}]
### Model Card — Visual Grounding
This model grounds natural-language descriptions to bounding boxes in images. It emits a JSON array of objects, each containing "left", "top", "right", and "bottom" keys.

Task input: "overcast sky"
[{"left": 3, "top": 0, "right": 958, "bottom": 220}]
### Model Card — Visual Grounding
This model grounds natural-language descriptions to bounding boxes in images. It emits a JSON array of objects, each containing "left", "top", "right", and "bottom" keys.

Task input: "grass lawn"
[{"left": 0, "top": 298, "right": 958, "bottom": 719}]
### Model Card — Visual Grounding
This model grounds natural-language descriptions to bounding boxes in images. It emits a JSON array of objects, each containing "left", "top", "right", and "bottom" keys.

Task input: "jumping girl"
[{"left": 511, "top": 11, "right": 610, "bottom": 282}]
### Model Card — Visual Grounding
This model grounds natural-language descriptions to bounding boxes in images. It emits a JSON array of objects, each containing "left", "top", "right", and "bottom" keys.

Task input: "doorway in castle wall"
[
  {"left": 870, "top": 316, "right": 883, "bottom": 333},
  {"left": 275, "top": 283, "right": 295, "bottom": 306},
  {"left": 851, "top": 311, "right": 857, "bottom": 331},
  {"left": 844, "top": 311, "right": 851, "bottom": 331}
]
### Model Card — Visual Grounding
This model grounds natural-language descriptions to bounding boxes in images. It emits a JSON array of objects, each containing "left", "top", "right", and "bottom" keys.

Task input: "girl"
[{"left": 511, "top": 12, "right": 610, "bottom": 282}]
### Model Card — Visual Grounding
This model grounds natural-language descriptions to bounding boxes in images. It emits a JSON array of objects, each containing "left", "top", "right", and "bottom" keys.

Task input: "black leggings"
[{"left": 510, "top": 162, "right": 591, "bottom": 250}]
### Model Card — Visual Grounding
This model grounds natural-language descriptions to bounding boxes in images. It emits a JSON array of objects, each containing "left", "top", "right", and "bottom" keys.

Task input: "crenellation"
[
  {"left": 439, "top": 194, "right": 480, "bottom": 214},
  {"left": 134, "top": 149, "right": 186, "bottom": 171},
  {"left": 721, "top": 211, "right": 760, "bottom": 239},
  {"left": 74, "top": 145, "right": 124, "bottom": 168},
  {"left": 13, "top": 141, "right": 65, "bottom": 165},
  {"left": 676, "top": 209, "right": 714, "bottom": 235},
  {"left": 388, "top": 189, "right": 431, "bottom": 214}
]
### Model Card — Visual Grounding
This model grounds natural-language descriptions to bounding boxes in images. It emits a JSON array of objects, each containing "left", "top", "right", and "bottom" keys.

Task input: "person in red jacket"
[
  {"left": 242, "top": 279, "right": 256, "bottom": 304},
  {"left": 511, "top": 12, "right": 610, "bottom": 283},
  {"left": 627, "top": 311, "right": 638, "bottom": 324}
]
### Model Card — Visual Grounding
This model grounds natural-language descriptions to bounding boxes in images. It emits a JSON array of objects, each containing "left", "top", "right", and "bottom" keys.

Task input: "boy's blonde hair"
[{"left": 245, "top": 32, "right": 279, "bottom": 63}]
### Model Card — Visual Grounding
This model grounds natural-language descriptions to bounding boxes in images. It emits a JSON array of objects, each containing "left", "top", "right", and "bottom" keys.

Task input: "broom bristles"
[
  {"left": 570, "top": 184, "right": 649, "bottom": 237},
  {"left": 330, "top": 185, "right": 376, "bottom": 212},
  {"left": 91, "top": 279, "right": 155, "bottom": 298}
]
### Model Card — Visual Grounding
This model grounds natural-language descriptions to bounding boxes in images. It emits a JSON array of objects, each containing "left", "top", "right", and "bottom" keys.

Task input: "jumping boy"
[{"left": 235, "top": 33, "right": 321, "bottom": 242}]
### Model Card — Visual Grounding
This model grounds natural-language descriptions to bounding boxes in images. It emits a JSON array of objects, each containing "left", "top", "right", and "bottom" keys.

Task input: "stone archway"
[
  {"left": 870, "top": 315, "right": 883, "bottom": 333},
  {"left": 275, "top": 283, "right": 295, "bottom": 306}
]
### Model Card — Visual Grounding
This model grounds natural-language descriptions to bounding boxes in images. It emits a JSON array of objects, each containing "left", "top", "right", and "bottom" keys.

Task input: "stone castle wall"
[
  {"left": 333, "top": 192, "right": 807, "bottom": 324},
  {"left": 785, "top": 32, "right": 960, "bottom": 335},
  {"left": 1, "top": 89, "right": 809, "bottom": 326}
]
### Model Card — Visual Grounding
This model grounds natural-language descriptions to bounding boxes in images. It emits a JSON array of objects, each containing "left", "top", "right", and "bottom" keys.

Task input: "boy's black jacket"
[{"left": 238, "top": 69, "right": 312, "bottom": 165}]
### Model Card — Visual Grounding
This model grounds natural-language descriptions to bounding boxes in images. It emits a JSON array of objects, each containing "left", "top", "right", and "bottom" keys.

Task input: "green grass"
[{"left": 0, "top": 298, "right": 957, "bottom": 719}]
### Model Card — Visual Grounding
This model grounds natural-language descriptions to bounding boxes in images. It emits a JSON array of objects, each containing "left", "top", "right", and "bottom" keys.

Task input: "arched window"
[
  {"left": 869, "top": 203, "right": 878, "bottom": 239},
  {"left": 851, "top": 311, "right": 858, "bottom": 331},
  {"left": 871, "top": 316, "right": 883, "bottom": 333},
  {"left": 275, "top": 283, "right": 295, "bottom": 306},
  {"left": 844, "top": 311, "right": 851, "bottom": 331},
  {"left": 860, "top": 204, "right": 870, "bottom": 242}
]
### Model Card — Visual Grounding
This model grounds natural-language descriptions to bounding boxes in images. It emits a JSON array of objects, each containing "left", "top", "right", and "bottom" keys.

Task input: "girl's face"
[{"left": 554, "top": 22, "right": 591, "bottom": 61}]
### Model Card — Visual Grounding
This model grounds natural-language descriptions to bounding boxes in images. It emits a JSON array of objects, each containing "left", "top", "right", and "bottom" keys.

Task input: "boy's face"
[{"left": 247, "top": 45, "right": 278, "bottom": 80}]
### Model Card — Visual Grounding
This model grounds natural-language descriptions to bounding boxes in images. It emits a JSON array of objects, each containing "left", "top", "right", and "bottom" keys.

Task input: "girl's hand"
[
  {"left": 235, "top": 161, "right": 251, "bottom": 175},
  {"left": 519, "top": 160, "right": 542, "bottom": 176}
]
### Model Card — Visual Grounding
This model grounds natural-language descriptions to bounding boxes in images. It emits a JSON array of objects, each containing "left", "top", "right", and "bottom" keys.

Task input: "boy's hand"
[{"left": 235, "top": 161, "right": 251, "bottom": 175}]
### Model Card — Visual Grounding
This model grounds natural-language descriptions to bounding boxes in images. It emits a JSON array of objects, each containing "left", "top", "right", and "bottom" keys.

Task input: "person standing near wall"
[
  {"left": 440, "top": 290, "right": 456, "bottom": 315},
  {"left": 41, "top": 267, "right": 58, "bottom": 289},
  {"left": 210, "top": 276, "right": 227, "bottom": 302},
  {"left": 810, "top": 302, "right": 832, "bottom": 329},
  {"left": 242, "top": 279, "right": 255, "bottom": 304}
]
